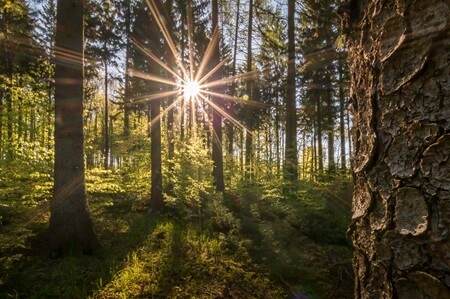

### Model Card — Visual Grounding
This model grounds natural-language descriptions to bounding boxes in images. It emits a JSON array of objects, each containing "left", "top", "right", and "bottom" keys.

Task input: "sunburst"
[
  {"left": 183, "top": 79, "right": 201, "bottom": 101},
  {"left": 127, "top": 0, "right": 262, "bottom": 139}
]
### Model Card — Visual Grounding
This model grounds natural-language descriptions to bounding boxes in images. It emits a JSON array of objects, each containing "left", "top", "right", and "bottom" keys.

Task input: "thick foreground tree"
[
  {"left": 48, "top": 0, "right": 99, "bottom": 256},
  {"left": 343, "top": 0, "right": 450, "bottom": 297}
]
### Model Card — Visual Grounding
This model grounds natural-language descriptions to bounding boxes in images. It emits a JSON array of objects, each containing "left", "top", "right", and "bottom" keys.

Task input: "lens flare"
[{"left": 184, "top": 80, "right": 201, "bottom": 99}]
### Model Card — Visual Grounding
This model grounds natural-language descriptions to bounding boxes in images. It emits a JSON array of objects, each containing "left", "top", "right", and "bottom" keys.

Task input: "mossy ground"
[{"left": 0, "top": 175, "right": 353, "bottom": 299}]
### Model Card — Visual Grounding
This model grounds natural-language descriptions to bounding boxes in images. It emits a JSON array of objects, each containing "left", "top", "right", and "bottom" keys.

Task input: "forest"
[{"left": 0, "top": 0, "right": 449, "bottom": 298}]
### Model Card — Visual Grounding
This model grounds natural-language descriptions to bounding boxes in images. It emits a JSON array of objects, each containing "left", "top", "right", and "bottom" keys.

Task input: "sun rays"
[
  {"left": 183, "top": 79, "right": 201, "bottom": 100},
  {"left": 126, "top": 0, "right": 262, "bottom": 138}
]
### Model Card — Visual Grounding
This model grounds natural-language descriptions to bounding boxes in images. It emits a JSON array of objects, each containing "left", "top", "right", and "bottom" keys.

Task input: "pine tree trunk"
[
  {"left": 228, "top": 0, "right": 240, "bottom": 157},
  {"left": 123, "top": 0, "right": 131, "bottom": 139},
  {"left": 211, "top": 0, "right": 225, "bottom": 192},
  {"left": 150, "top": 99, "right": 163, "bottom": 212},
  {"left": 343, "top": 0, "right": 450, "bottom": 297},
  {"left": 166, "top": 0, "right": 175, "bottom": 188},
  {"left": 284, "top": 0, "right": 298, "bottom": 182},
  {"left": 49, "top": 0, "right": 99, "bottom": 256},
  {"left": 104, "top": 58, "right": 109, "bottom": 170},
  {"left": 316, "top": 95, "right": 323, "bottom": 173},
  {"left": 245, "top": 0, "right": 254, "bottom": 180},
  {"left": 325, "top": 70, "right": 335, "bottom": 173},
  {"left": 338, "top": 54, "right": 347, "bottom": 170}
]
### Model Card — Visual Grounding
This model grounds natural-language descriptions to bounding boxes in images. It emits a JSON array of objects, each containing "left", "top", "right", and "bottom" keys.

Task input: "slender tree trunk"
[
  {"left": 104, "top": 57, "right": 109, "bottom": 169},
  {"left": 338, "top": 54, "right": 346, "bottom": 170},
  {"left": 49, "top": 0, "right": 99, "bottom": 256},
  {"left": 180, "top": 1, "right": 186, "bottom": 141},
  {"left": 2, "top": 9, "right": 14, "bottom": 160},
  {"left": 211, "top": 0, "right": 224, "bottom": 192},
  {"left": 245, "top": 0, "right": 253, "bottom": 180},
  {"left": 325, "top": 70, "right": 335, "bottom": 173},
  {"left": 165, "top": 0, "right": 175, "bottom": 194},
  {"left": 227, "top": 0, "right": 240, "bottom": 156},
  {"left": 17, "top": 77, "right": 23, "bottom": 141},
  {"left": 343, "top": 0, "right": 450, "bottom": 297},
  {"left": 275, "top": 87, "right": 281, "bottom": 175},
  {"left": 284, "top": 0, "right": 298, "bottom": 182},
  {"left": 150, "top": 100, "right": 163, "bottom": 211},
  {"left": 123, "top": 0, "right": 131, "bottom": 139},
  {"left": 316, "top": 95, "right": 323, "bottom": 173}
]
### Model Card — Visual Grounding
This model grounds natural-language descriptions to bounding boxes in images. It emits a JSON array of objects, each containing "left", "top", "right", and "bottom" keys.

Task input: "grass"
[{"left": 0, "top": 175, "right": 353, "bottom": 298}]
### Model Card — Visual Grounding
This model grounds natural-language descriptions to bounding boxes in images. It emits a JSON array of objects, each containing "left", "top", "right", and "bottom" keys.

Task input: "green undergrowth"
[{"left": 0, "top": 172, "right": 353, "bottom": 298}]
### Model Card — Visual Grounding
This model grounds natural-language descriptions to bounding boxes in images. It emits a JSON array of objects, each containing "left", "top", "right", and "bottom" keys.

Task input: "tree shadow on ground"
[
  {"left": 0, "top": 193, "right": 160, "bottom": 298},
  {"left": 226, "top": 183, "right": 354, "bottom": 299}
]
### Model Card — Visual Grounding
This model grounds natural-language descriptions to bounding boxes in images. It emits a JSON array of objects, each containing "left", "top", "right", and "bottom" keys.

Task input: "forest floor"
[{"left": 0, "top": 173, "right": 353, "bottom": 298}]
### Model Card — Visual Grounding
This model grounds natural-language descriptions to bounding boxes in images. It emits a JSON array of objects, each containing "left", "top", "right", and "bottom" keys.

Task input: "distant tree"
[
  {"left": 211, "top": 0, "right": 225, "bottom": 192},
  {"left": 284, "top": 0, "right": 297, "bottom": 182},
  {"left": 343, "top": 0, "right": 450, "bottom": 297},
  {"left": 244, "top": 0, "right": 254, "bottom": 179},
  {"left": 86, "top": 0, "right": 123, "bottom": 170},
  {"left": 0, "top": 0, "right": 34, "bottom": 159},
  {"left": 48, "top": 0, "right": 99, "bottom": 256}
]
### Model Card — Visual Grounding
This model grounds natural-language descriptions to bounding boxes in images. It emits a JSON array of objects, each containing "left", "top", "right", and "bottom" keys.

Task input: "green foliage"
[
  {"left": 86, "top": 168, "right": 125, "bottom": 196},
  {"left": 0, "top": 141, "right": 53, "bottom": 205},
  {"left": 164, "top": 138, "right": 214, "bottom": 218},
  {"left": 116, "top": 145, "right": 151, "bottom": 201}
]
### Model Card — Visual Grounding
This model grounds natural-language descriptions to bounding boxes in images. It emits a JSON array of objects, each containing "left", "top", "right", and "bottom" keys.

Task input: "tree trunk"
[
  {"left": 211, "top": 0, "right": 225, "bottom": 192},
  {"left": 104, "top": 57, "right": 109, "bottom": 170},
  {"left": 343, "top": 0, "right": 450, "bottom": 297},
  {"left": 49, "top": 0, "right": 99, "bottom": 256},
  {"left": 227, "top": 0, "right": 240, "bottom": 156},
  {"left": 245, "top": 0, "right": 253, "bottom": 180},
  {"left": 123, "top": 0, "right": 131, "bottom": 139},
  {"left": 316, "top": 95, "right": 323, "bottom": 173},
  {"left": 338, "top": 54, "right": 347, "bottom": 170},
  {"left": 150, "top": 100, "right": 163, "bottom": 212},
  {"left": 165, "top": 0, "right": 175, "bottom": 194},
  {"left": 325, "top": 69, "right": 335, "bottom": 173},
  {"left": 284, "top": 0, "right": 298, "bottom": 182}
]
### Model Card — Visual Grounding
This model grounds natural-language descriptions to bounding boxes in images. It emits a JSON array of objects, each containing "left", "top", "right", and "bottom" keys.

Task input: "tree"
[
  {"left": 86, "top": 0, "right": 122, "bottom": 170},
  {"left": 343, "top": 0, "right": 450, "bottom": 297},
  {"left": 211, "top": 0, "right": 225, "bottom": 192},
  {"left": 48, "top": 0, "right": 99, "bottom": 256},
  {"left": 284, "top": 0, "right": 297, "bottom": 182},
  {"left": 244, "top": 0, "right": 254, "bottom": 179},
  {"left": 0, "top": 0, "right": 34, "bottom": 160}
]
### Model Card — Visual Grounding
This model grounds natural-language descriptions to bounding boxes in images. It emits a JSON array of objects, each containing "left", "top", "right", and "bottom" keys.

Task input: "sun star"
[{"left": 184, "top": 80, "right": 201, "bottom": 100}]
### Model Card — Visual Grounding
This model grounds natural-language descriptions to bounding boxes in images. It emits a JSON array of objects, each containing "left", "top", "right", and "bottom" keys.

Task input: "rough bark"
[
  {"left": 343, "top": 0, "right": 450, "bottom": 297},
  {"left": 49, "top": 0, "right": 99, "bottom": 256}
]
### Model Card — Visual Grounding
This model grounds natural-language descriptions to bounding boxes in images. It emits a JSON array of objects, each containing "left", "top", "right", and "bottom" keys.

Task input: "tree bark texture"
[
  {"left": 49, "top": 0, "right": 99, "bottom": 256},
  {"left": 343, "top": 0, "right": 450, "bottom": 297}
]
